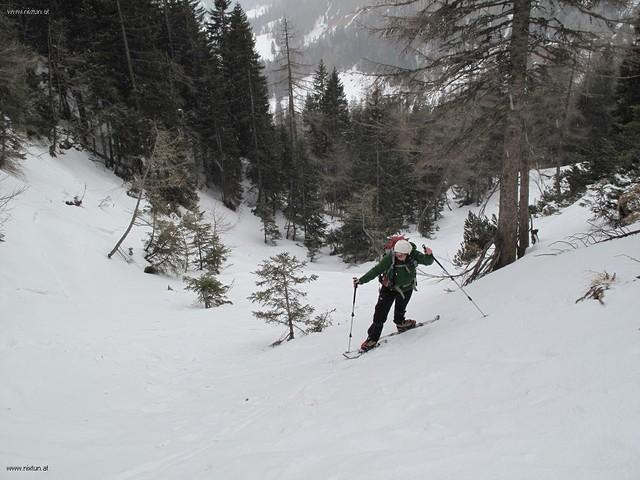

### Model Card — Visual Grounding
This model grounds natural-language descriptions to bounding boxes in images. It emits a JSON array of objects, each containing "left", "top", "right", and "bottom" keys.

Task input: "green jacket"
[{"left": 358, "top": 244, "right": 434, "bottom": 292}]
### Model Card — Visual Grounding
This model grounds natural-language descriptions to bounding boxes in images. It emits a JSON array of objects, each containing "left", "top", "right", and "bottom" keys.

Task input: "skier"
[{"left": 352, "top": 239, "right": 434, "bottom": 351}]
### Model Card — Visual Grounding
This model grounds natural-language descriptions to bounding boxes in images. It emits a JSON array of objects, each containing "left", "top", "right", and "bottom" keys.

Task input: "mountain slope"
[{"left": 1, "top": 146, "right": 639, "bottom": 479}]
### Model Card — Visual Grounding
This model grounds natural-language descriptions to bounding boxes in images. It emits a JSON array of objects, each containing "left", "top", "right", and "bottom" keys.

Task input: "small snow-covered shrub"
[
  {"left": 575, "top": 271, "right": 616, "bottom": 305},
  {"left": 184, "top": 274, "right": 232, "bottom": 309},
  {"left": 453, "top": 212, "right": 497, "bottom": 266}
]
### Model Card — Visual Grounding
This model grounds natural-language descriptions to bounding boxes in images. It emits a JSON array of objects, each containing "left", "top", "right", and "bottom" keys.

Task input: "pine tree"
[
  {"left": 253, "top": 201, "right": 281, "bottom": 245},
  {"left": 299, "top": 150, "right": 327, "bottom": 262},
  {"left": 338, "top": 187, "right": 387, "bottom": 263},
  {"left": 181, "top": 209, "right": 229, "bottom": 273},
  {"left": 323, "top": 68, "right": 350, "bottom": 147},
  {"left": 576, "top": 48, "right": 618, "bottom": 179},
  {"left": 224, "top": 3, "right": 279, "bottom": 220},
  {"left": 248, "top": 253, "right": 318, "bottom": 343},
  {"left": 350, "top": 89, "right": 407, "bottom": 229},
  {"left": 184, "top": 274, "right": 232, "bottom": 308},
  {"left": 144, "top": 218, "right": 186, "bottom": 273},
  {"left": 612, "top": 14, "right": 640, "bottom": 176},
  {"left": 201, "top": 0, "right": 243, "bottom": 209},
  {"left": 304, "top": 59, "right": 329, "bottom": 157},
  {"left": 453, "top": 212, "right": 498, "bottom": 267},
  {"left": 0, "top": 13, "right": 35, "bottom": 171}
]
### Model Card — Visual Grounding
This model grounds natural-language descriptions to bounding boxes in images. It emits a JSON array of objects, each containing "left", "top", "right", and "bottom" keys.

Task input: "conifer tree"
[
  {"left": 181, "top": 209, "right": 229, "bottom": 273},
  {"left": 144, "top": 218, "right": 186, "bottom": 273},
  {"left": 203, "top": 0, "right": 242, "bottom": 209},
  {"left": 612, "top": 14, "right": 640, "bottom": 176},
  {"left": 184, "top": 274, "right": 232, "bottom": 308},
  {"left": 248, "top": 253, "right": 318, "bottom": 343},
  {"left": 0, "top": 13, "right": 35, "bottom": 171},
  {"left": 224, "top": 3, "right": 280, "bottom": 225},
  {"left": 304, "top": 60, "right": 329, "bottom": 157},
  {"left": 575, "top": 49, "right": 618, "bottom": 179}
]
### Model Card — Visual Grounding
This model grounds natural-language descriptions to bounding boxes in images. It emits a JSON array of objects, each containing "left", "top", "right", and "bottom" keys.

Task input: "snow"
[
  {"left": 1, "top": 145, "right": 639, "bottom": 479},
  {"left": 304, "top": 15, "right": 329, "bottom": 46},
  {"left": 255, "top": 28, "right": 278, "bottom": 62},
  {"left": 246, "top": 4, "right": 270, "bottom": 20},
  {"left": 339, "top": 67, "right": 372, "bottom": 103},
  {"left": 339, "top": 66, "right": 401, "bottom": 104}
]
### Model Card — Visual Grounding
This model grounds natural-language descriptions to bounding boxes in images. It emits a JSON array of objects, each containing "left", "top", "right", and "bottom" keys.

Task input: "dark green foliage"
[
  {"left": 144, "top": 219, "right": 185, "bottom": 274},
  {"left": 562, "top": 21, "right": 640, "bottom": 221},
  {"left": 306, "top": 308, "right": 335, "bottom": 333},
  {"left": 582, "top": 181, "right": 628, "bottom": 225},
  {"left": 614, "top": 106, "right": 640, "bottom": 175},
  {"left": 304, "top": 60, "right": 329, "bottom": 157},
  {"left": 575, "top": 50, "right": 618, "bottom": 179},
  {"left": 248, "top": 252, "right": 318, "bottom": 342},
  {"left": 303, "top": 192, "right": 327, "bottom": 262},
  {"left": 0, "top": 13, "right": 36, "bottom": 171},
  {"left": 453, "top": 212, "right": 497, "bottom": 266},
  {"left": 184, "top": 274, "right": 232, "bottom": 308},
  {"left": 181, "top": 210, "right": 229, "bottom": 273},
  {"left": 338, "top": 90, "right": 424, "bottom": 262},
  {"left": 611, "top": 15, "right": 640, "bottom": 178},
  {"left": 564, "top": 164, "right": 593, "bottom": 199},
  {"left": 145, "top": 207, "right": 229, "bottom": 274},
  {"left": 6, "top": 0, "right": 273, "bottom": 213}
]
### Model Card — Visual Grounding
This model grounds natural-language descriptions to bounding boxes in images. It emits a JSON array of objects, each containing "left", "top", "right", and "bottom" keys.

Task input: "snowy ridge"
[{"left": 1, "top": 147, "right": 639, "bottom": 479}]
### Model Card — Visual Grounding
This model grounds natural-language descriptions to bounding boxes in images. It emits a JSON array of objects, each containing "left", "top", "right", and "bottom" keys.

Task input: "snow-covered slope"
[{"left": 1, "top": 146, "right": 639, "bottom": 479}]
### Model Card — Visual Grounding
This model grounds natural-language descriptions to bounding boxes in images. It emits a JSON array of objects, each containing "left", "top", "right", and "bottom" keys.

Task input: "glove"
[
  {"left": 352, "top": 277, "right": 360, "bottom": 287},
  {"left": 423, "top": 246, "right": 433, "bottom": 255}
]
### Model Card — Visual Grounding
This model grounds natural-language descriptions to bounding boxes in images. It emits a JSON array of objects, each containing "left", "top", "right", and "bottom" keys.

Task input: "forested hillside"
[{"left": 1, "top": 0, "right": 639, "bottom": 273}]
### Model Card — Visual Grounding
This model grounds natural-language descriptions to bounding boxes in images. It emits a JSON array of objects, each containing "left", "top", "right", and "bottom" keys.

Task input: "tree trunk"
[
  {"left": 107, "top": 129, "right": 158, "bottom": 258},
  {"left": 518, "top": 127, "right": 530, "bottom": 258},
  {"left": 282, "top": 272, "right": 294, "bottom": 340},
  {"left": 282, "top": 19, "right": 298, "bottom": 241},
  {"left": 496, "top": 0, "right": 531, "bottom": 270},
  {"left": 115, "top": 0, "right": 140, "bottom": 110},
  {"left": 375, "top": 140, "right": 380, "bottom": 217},
  {"left": 247, "top": 66, "right": 263, "bottom": 202},
  {"left": 0, "top": 111, "right": 6, "bottom": 170},
  {"left": 555, "top": 64, "right": 576, "bottom": 196},
  {"left": 72, "top": 89, "right": 88, "bottom": 144},
  {"left": 47, "top": 19, "right": 58, "bottom": 156}
]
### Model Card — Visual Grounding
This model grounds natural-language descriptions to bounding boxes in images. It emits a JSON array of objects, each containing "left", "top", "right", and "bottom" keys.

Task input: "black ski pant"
[{"left": 367, "top": 286, "right": 413, "bottom": 342}]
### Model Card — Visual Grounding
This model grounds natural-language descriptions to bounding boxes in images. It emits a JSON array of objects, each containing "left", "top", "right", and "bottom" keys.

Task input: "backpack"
[{"left": 378, "top": 235, "right": 418, "bottom": 289}]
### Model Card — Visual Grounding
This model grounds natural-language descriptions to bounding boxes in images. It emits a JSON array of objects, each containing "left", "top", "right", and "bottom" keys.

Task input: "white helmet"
[{"left": 393, "top": 239, "right": 412, "bottom": 254}]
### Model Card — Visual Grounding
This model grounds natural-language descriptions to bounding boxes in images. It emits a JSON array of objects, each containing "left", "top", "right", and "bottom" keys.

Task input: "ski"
[
  {"left": 383, "top": 314, "right": 440, "bottom": 340},
  {"left": 342, "top": 340, "right": 387, "bottom": 359},
  {"left": 342, "top": 315, "right": 440, "bottom": 359}
]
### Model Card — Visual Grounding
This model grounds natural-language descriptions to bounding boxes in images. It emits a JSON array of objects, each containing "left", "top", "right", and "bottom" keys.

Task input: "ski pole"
[
  {"left": 347, "top": 283, "right": 357, "bottom": 352},
  {"left": 424, "top": 244, "right": 488, "bottom": 318}
]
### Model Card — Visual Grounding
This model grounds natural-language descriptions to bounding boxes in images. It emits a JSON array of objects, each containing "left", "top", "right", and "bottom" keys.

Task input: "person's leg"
[
  {"left": 367, "top": 287, "right": 395, "bottom": 341},
  {"left": 393, "top": 289, "right": 413, "bottom": 325}
]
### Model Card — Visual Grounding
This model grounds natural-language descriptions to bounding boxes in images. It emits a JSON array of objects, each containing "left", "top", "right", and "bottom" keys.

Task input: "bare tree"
[
  {"left": 366, "top": 0, "right": 629, "bottom": 269},
  {"left": 107, "top": 126, "right": 188, "bottom": 259},
  {"left": 274, "top": 18, "right": 307, "bottom": 240}
]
